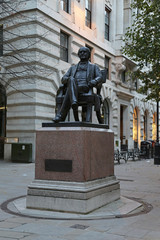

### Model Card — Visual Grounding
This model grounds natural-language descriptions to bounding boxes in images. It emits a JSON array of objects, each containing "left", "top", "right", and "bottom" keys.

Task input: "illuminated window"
[
  {"left": 85, "top": 0, "right": 92, "bottom": 28},
  {"left": 61, "top": 0, "right": 70, "bottom": 13},
  {"left": 105, "top": 7, "right": 110, "bottom": 41},
  {"left": 0, "top": 25, "right": 3, "bottom": 56},
  {"left": 152, "top": 112, "right": 157, "bottom": 141},
  {"left": 133, "top": 107, "right": 139, "bottom": 148},
  {"left": 60, "top": 31, "right": 69, "bottom": 62}
]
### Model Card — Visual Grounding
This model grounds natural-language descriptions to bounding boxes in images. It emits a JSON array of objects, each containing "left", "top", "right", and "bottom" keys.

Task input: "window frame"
[
  {"left": 105, "top": 6, "right": 110, "bottom": 41},
  {"left": 121, "top": 70, "right": 126, "bottom": 83},
  {"left": 60, "top": 31, "right": 69, "bottom": 62},
  {"left": 61, "top": 0, "right": 70, "bottom": 14},
  {"left": 85, "top": 0, "right": 92, "bottom": 28}
]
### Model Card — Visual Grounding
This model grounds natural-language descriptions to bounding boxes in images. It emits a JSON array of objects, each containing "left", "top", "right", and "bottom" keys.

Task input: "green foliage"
[{"left": 122, "top": 0, "right": 160, "bottom": 101}]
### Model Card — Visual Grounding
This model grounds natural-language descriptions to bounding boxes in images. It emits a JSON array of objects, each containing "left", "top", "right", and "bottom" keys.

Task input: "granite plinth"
[
  {"left": 35, "top": 126, "right": 114, "bottom": 182},
  {"left": 26, "top": 125, "right": 120, "bottom": 213}
]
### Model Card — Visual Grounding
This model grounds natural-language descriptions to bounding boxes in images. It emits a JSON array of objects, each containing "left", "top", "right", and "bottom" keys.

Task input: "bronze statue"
[{"left": 53, "top": 47, "right": 103, "bottom": 123}]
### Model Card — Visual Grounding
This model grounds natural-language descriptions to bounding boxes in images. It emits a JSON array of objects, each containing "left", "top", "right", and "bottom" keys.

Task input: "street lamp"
[{"left": 154, "top": 100, "right": 160, "bottom": 164}]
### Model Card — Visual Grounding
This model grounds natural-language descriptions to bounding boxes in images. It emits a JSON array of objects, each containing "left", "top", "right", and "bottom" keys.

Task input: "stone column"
[{"left": 116, "top": 0, "right": 124, "bottom": 35}]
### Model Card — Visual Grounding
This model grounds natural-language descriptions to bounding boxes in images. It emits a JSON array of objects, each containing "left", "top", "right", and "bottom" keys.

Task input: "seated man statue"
[{"left": 53, "top": 46, "right": 102, "bottom": 123}]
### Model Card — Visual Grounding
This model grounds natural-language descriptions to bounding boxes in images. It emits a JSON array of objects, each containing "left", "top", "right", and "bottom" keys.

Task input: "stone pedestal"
[{"left": 26, "top": 123, "right": 120, "bottom": 214}]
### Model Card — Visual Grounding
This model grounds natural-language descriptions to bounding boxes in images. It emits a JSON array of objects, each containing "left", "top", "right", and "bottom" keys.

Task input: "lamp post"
[{"left": 154, "top": 100, "right": 160, "bottom": 164}]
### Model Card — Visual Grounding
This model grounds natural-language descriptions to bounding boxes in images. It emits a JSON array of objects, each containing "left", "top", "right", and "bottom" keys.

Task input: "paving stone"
[
  {"left": 75, "top": 231, "right": 126, "bottom": 240},
  {"left": 125, "top": 228, "right": 150, "bottom": 238},
  {"left": 6, "top": 217, "right": 37, "bottom": 224},
  {"left": 13, "top": 222, "right": 75, "bottom": 236},
  {"left": 0, "top": 238, "right": 16, "bottom": 240},
  {"left": 0, "top": 230, "right": 30, "bottom": 238},
  {"left": 143, "top": 230, "right": 160, "bottom": 240},
  {"left": 0, "top": 221, "right": 22, "bottom": 229},
  {"left": 22, "top": 234, "right": 62, "bottom": 240}
]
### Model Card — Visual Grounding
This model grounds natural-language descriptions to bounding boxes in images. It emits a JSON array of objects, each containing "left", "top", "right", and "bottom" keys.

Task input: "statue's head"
[{"left": 78, "top": 47, "right": 91, "bottom": 61}]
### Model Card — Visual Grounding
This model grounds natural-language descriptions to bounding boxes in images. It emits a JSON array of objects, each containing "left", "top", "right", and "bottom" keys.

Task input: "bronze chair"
[{"left": 55, "top": 69, "right": 107, "bottom": 123}]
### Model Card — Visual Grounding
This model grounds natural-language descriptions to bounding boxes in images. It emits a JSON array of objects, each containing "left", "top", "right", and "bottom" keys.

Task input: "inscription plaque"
[{"left": 45, "top": 159, "right": 72, "bottom": 172}]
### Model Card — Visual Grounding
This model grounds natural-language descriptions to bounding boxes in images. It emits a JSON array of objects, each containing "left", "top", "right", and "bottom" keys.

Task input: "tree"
[
  {"left": 122, "top": 0, "right": 160, "bottom": 102},
  {"left": 0, "top": 0, "right": 56, "bottom": 97}
]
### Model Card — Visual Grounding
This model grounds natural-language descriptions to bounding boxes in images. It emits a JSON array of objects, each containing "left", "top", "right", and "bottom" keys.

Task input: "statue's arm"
[
  {"left": 89, "top": 65, "right": 102, "bottom": 87},
  {"left": 61, "top": 67, "right": 72, "bottom": 84}
]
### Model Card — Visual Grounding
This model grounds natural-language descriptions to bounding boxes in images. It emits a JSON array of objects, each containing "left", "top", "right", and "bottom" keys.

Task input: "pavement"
[{"left": 0, "top": 158, "right": 160, "bottom": 240}]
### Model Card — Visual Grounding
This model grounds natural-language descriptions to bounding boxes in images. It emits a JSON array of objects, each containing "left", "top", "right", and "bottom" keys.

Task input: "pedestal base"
[
  {"left": 27, "top": 176, "right": 120, "bottom": 214},
  {"left": 26, "top": 124, "right": 120, "bottom": 213}
]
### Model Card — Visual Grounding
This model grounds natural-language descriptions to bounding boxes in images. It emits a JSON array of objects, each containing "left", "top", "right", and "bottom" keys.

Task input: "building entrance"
[{"left": 0, "top": 84, "right": 6, "bottom": 159}]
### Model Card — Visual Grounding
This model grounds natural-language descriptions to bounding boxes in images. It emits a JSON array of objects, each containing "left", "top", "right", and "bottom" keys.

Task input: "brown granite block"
[{"left": 35, "top": 127, "right": 114, "bottom": 182}]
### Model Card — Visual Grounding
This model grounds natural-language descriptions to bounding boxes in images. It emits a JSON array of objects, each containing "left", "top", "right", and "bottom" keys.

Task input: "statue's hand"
[{"left": 88, "top": 79, "right": 97, "bottom": 87}]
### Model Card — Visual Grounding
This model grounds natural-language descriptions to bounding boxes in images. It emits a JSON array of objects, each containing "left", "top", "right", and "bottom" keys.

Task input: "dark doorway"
[
  {"left": 0, "top": 84, "right": 6, "bottom": 159},
  {"left": 120, "top": 105, "right": 124, "bottom": 148},
  {"left": 120, "top": 105, "right": 128, "bottom": 150}
]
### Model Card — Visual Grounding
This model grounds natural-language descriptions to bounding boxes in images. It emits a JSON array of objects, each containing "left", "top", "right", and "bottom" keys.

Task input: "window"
[
  {"left": 60, "top": 31, "right": 69, "bottom": 62},
  {"left": 105, "top": 56, "right": 110, "bottom": 79},
  {"left": 105, "top": 7, "right": 110, "bottom": 41},
  {"left": 121, "top": 70, "right": 126, "bottom": 83},
  {"left": 152, "top": 112, "right": 157, "bottom": 141},
  {"left": 85, "top": 0, "right": 92, "bottom": 28},
  {"left": 0, "top": 25, "right": 3, "bottom": 56},
  {"left": 61, "top": 0, "right": 70, "bottom": 13},
  {"left": 133, "top": 107, "right": 139, "bottom": 148}
]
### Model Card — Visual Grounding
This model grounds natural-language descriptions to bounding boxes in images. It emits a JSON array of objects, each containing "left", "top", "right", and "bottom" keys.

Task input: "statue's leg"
[
  {"left": 73, "top": 109, "right": 79, "bottom": 121},
  {"left": 96, "top": 110, "right": 104, "bottom": 124},
  {"left": 53, "top": 89, "right": 71, "bottom": 122},
  {"left": 68, "top": 77, "right": 78, "bottom": 108},
  {"left": 82, "top": 106, "right": 87, "bottom": 121},
  {"left": 86, "top": 104, "right": 92, "bottom": 122}
]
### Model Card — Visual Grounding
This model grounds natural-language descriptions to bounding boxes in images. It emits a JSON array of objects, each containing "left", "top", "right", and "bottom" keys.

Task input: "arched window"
[
  {"left": 133, "top": 107, "right": 138, "bottom": 148},
  {"left": 102, "top": 99, "right": 110, "bottom": 127},
  {"left": 152, "top": 112, "right": 157, "bottom": 141}
]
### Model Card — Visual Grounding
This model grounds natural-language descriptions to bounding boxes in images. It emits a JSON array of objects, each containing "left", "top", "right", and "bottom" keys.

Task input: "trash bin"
[
  {"left": 11, "top": 143, "right": 32, "bottom": 163},
  {"left": 140, "top": 141, "right": 152, "bottom": 159},
  {"left": 154, "top": 142, "right": 160, "bottom": 165},
  {"left": 148, "top": 140, "right": 156, "bottom": 158}
]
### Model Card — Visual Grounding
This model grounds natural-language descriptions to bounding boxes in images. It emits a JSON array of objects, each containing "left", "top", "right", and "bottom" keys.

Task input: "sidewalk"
[{"left": 0, "top": 158, "right": 160, "bottom": 240}]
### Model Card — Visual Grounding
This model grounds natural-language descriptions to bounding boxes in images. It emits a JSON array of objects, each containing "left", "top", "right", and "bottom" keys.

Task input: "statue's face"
[{"left": 78, "top": 47, "right": 90, "bottom": 61}]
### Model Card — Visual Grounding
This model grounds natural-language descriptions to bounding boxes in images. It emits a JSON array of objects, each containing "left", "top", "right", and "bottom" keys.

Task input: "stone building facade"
[{"left": 0, "top": 0, "right": 158, "bottom": 161}]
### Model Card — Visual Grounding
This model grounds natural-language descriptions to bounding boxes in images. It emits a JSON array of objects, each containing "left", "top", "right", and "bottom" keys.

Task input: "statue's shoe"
[{"left": 52, "top": 115, "right": 63, "bottom": 123}]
